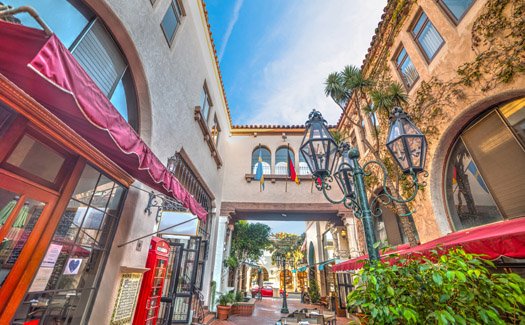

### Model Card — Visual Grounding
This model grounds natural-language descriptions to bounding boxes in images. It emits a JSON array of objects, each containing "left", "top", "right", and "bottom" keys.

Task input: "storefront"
[{"left": 0, "top": 17, "right": 207, "bottom": 323}]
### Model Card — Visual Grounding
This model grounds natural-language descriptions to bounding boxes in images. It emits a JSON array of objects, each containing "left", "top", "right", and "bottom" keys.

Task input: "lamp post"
[
  {"left": 275, "top": 255, "right": 289, "bottom": 314},
  {"left": 300, "top": 108, "right": 427, "bottom": 261}
]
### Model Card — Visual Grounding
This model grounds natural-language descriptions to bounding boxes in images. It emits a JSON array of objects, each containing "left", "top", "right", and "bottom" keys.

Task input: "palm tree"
[{"left": 324, "top": 72, "right": 350, "bottom": 111}]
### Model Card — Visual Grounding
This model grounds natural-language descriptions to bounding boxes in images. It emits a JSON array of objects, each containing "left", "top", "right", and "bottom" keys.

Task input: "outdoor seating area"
[{"left": 276, "top": 308, "right": 336, "bottom": 325}]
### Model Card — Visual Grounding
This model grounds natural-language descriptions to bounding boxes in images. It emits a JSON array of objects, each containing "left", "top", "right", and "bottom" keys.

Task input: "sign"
[
  {"left": 158, "top": 212, "right": 199, "bottom": 236},
  {"left": 42, "top": 243, "right": 62, "bottom": 268},
  {"left": 111, "top": 273, "right": 142, "bottom": 325},
  {"left": 63, "top": 258, "right": 82, "bottom": 275},
  {"left": 28, "top": 267, "right": 54, "bottom": 292}
]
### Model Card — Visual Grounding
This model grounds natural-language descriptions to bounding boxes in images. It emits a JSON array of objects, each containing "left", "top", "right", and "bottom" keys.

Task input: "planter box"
[{"left": 230, "top": 298, "right": 256, "bottom": 316}]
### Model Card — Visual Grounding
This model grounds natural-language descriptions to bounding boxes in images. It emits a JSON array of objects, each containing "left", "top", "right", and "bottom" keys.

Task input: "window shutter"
[{"left": 72, "top": 19, "right": 127, "bottom": 97}]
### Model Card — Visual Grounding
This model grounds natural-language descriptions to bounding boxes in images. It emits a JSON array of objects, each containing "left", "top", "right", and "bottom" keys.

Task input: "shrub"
[
  {"left": 217, "top": 291, "right": 235, "bottom": 306},
  {"left": 234, "top": 291, "right": 243, "bottom": 303},
  {"left": 308, "top": 276, "right": 321, "bottom": 304},
  {"left": 347, "top": 247, "right": 525, "bottom": 324}
]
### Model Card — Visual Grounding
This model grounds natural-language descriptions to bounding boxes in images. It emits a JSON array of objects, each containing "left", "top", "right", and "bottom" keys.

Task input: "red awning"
[
  {"left": 0, "top": 21, "right": 207, "bottom": 221},
  {"left": 333, "top": 218, "right": 525, "bottom": 272}
]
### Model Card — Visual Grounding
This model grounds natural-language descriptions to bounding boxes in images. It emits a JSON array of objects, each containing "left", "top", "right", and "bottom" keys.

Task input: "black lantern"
[
  {"left": 333, "top": 143, "right": 356, "bottom": 198},
  {"left": 167, "top": 154, "right": 178, "bottom": 173},
  {"left": 386, "top": 107, "right": 427, "bottom": 174},
  {"left": 300, "top": 110, "right": 338, "bottom": 179}
]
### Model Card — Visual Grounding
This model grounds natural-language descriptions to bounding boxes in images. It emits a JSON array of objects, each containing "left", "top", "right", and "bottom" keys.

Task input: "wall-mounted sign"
[
  {"left": 63, "top": 258, "right": 82, "bottom": 275},
  {"left": 111, "top": 273, "right": 142, "bottom": 325},
  {"left": 158, "top": 212, "right": 199, "bottom": 236}
]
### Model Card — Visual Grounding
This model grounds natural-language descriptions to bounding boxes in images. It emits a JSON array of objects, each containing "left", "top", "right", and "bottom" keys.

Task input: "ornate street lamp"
[
  {"left": 275, "top": 255, "right": 289, "bottom": 314},
  {"left": 300, "top": 108, "right": 427, "bottom": 261}
]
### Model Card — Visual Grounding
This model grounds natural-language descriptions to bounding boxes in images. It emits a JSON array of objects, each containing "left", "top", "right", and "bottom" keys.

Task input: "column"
[
  {"left": 211, "top": 216, "right": 228, "bottom": 311},
  {"left": 340, "top": 213, "right": 362, "bottom": 258}
]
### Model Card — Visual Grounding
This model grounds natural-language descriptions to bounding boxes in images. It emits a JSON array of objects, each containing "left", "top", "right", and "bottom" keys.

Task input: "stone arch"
[
  {"left": 84, "top": 0, "right": 153, "bottom": 144},
  {"left": 429, "top": 89, "right": 525, "bottom": 235}
]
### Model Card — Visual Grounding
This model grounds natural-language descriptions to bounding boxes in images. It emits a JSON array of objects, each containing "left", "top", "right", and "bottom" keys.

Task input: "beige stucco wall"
[
  {"left": 341, "top": 0, "right": 525, "bottom": 244},
  {"left": 86, "top": 0, "right": 231, "bottom": 323}
]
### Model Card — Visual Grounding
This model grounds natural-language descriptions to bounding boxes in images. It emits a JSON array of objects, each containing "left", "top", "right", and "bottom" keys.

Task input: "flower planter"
[
  {"left": 216, "top": 305, "right": 231, "bottom": 320},
  {"left": 230, "top": 298, "right": 255, "bottom": 316}
]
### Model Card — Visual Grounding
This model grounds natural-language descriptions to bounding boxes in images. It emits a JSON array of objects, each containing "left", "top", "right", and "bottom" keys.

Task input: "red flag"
[{"left": 288, "top": 151, "right": 300, "bottom": 184}]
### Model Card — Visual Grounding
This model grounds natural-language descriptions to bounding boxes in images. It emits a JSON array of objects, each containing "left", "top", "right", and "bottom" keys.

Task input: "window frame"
[
  {"left": 436, "top": 0, "right": 476, "bottom": 24},
  {"left": 211, "top": 114, "right": 221, "bottom": 148},
  {"left": 160, "top": 0, "right": 184, "bottom": 47},
  {"left": 393, "top": 44, "right": 420, "bottom": 90},
  {"left": 410, "top": 10, "right": 445, "bottom": 63}
]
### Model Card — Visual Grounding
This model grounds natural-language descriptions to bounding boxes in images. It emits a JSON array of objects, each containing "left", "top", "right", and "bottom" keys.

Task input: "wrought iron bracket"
[{"left": 144, "top": 191, "right": 187, "bottom": 223}]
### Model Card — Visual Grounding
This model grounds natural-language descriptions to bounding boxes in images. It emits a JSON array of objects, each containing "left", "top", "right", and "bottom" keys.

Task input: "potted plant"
[{"left": 216, "top": 292, "right": 233, "bottom": 320}]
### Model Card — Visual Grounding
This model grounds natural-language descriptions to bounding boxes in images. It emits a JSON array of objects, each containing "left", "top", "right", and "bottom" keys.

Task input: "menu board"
[{"left": 111, "top": 273, "right": 142, "bottom": 325}]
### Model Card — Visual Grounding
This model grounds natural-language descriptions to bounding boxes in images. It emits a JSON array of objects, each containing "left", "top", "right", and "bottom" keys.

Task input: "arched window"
[
  {"left": 299, "top": 152, "right": 311, "bottom": 175},
  {"left": 372, "top": 203, "right": 408, "bottom": 246},
  {"left": 11, "top": 0, "right": 139, "bottom": 131},
  {"left": 275, "top": 146, "right": 293, "bottom": 175},
  {"left": 252, "top": 147, "right": 271, "bottom": 174},
  {"left": 445, "top": 97, "right": 525, "bottom": 230}
]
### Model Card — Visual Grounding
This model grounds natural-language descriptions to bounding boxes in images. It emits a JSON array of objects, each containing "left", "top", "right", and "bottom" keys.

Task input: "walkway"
[{"left": 213, "top": 297, "right": 350, "bottom": 325}]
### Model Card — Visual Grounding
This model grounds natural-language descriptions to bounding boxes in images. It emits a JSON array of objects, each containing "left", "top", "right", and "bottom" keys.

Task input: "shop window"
[
  {"left": 275, "top": 147, "right": 293, "bottom": 175},
  {"left": 411, "top": 11, "right": 445, "bottom": 61},
  {"left": 395, "top": 46, "right": 419, "bottom": 89},
  {"left": 13, "top": 164, "right": 126, "bottom": 324},
  {"left": 161, "top": 0, "right": 184, "bottom": 46},
  {"left": 437, "top": 0, "right": 475, "bottom": 23},
  {"left": 251, "top": 147, "right": 271, "bottom": 174},
  {"left": 200, "top": 82, "right": 212, "bottom": 123},
  {"left": 445, "top": 98, "right": 525, "bottom": 230},
  {"left": 3, "top": 133, "right": 73, "bottom": 188}
]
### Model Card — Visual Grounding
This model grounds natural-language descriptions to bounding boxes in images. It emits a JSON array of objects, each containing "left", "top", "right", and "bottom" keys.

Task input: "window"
[
  {"left": 445, "top": 97, "right": 525, "bottom": 230},
  {"left": 438, "top": 0, "right": 475, "bottom": 23},
  {"left": 211, "top": 114, "right": 221, "bottom": 147},
  {"left": 200, "top": 83, "right": 212, "bottom": 123},
  {"left": 298, "top": 152, "right": 311, "bottom": 175},
  {"left": 252, "top": 147, "right": 271, "bottom": 174},
  {"left": 161, "top": 0, "right": 183, "bottom": 46},
  {"left": 411, "top": 11, "right": 445, "bottom": 61},
  {"left": 275, "top": 147, "right": 293, "bottom": 175},
  {"left": 10, "top": 1, "right": 139, "bottom": 131},
  {"left": 395, "top": 46, "right": 419, "bottom": 89}
]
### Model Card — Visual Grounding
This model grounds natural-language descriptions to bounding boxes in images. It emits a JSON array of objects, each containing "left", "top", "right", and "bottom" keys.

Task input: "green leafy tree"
[
  {"left": 270, "top": 232, "right": 305, "bottom": 269},
  {"left": 308, "top": 274, "right": 321, "bottom": 304},
  {"left": 324, "top": 65, "right": 419, "bottom": 246},
  {"left": 347, "top": 247, "right": 525, "bottom": 324},
  {"left": 229, "top": 221, "right": 271, "bottom": 291}
]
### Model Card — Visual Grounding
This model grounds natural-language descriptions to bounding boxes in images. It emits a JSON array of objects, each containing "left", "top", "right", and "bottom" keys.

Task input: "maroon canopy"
[
  {"left": 0, "top": 21, "right": 207, "bottom": 221},
  {"left": 333, "top": 217, "right": 525, "bottom": 272}
]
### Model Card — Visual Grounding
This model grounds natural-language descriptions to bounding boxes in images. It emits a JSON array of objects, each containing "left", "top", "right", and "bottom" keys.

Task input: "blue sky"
[{"left": 205, "top": 0, "right": 387, "bottom": 125}]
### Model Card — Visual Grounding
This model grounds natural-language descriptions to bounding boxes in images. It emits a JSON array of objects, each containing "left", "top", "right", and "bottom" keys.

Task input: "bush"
[
  {"left": 234, "top": 291, "right": 243, "bottom": 303},
  {"left": 217, "top": 291, "right": 235, "bottom": 306},
  {"left": 347, "top": 247, "right": 525, "bottom": 324},
  {"left": 308, "top": 276, "right": 321, "bottom": 304}
]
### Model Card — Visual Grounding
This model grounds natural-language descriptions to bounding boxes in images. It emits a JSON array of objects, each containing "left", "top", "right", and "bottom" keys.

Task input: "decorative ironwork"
[{"left": 144, "top": 191, "right": 187, "bottom": 223}]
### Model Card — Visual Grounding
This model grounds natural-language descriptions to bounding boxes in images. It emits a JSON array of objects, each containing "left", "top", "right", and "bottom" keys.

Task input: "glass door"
[{"left": 0, "top": 172, "right": 58, "bottom": 313}]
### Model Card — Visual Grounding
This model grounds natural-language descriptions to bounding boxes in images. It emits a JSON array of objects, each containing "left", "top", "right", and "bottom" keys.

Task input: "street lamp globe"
[
  {"left": 300, "top": 109, "right": 338, "bottom": 179},
  {"left": 333, "top": 143, "right": 356, "bottom": 198},
  {"left": 386, "top": 107, "right": 427, "bottom": 174}
]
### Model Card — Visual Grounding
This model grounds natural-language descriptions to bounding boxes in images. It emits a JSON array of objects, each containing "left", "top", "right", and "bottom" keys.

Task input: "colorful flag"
[
  {"left": 466, "top": 161, "right": 489, "bottom": 193},
  {"left": 254, "top": 155, "right": 265, "bottom": 191},
  {"left": 288, "top": 151, "right": 300, "bottom": 184}
]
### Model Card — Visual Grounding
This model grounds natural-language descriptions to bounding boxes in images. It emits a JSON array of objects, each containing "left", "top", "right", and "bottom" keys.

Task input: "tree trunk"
[
  {"left": 233, "top": 266, "right": 240, "bottom": 291},
  {"left": 385, "top": 177, "right": 419, "bottom": 246}
]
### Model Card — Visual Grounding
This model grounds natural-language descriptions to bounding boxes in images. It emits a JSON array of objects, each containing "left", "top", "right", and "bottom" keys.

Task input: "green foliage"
[
  {"left": 224, "top": 255, "right": 239, "bottom": 269},
  {"left": 271, "top": 232, "right": 305, "bottom": 268},
  {"left": 347, "top": 247, "right": 525, "bottom": 324},
  {"left": 217, "top": 291, "right": 235, "bottom": 306},
  {"left": 234, "top": 291, "right": 243, "bottom": 303},
  {"left": 231, "top": 221, "right": 272, "bottom": 264},
  {"left": 308, "top": 275, "right": 321, "bottom": 304}
]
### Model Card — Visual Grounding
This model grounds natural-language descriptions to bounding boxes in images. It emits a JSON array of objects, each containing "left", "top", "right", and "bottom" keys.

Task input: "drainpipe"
[{"left": 0, "top": 6, "right": 53, "bottom": 36}]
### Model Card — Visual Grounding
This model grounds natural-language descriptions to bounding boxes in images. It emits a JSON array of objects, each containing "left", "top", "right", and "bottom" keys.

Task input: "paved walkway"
[{"left": 213, "top": 297, "right": 350, "bottom": 325}]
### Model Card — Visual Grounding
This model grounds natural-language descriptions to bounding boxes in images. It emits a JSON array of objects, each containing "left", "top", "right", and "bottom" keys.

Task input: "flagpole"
[
  {"left": 285, "top": 142, "right": 289, "bottom": 193},
  {"left": 259, "top": 143, "right": 262, "bottom": 192}
]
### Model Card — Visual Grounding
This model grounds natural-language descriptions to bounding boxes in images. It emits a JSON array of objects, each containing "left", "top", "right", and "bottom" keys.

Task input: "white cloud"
[
  {"left": 246, "top": 0, "right": 387, "bottom": 125},
  {"left": 218, "top": 0, "right": 244, "bottom": 62}
]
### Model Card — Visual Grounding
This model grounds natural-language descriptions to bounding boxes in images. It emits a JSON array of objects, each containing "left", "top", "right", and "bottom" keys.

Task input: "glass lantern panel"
[
  {"left": 403, "top": 119, "right": 420, "bottom": 135},
  {"left": 387, "top": 119, "right": 403, "bottom": 142},
  {"left": 388, "top": 138, "right": 409, "bottom": 170},
  {"left": 405, "top": 135, "right": 424, "bottom": 169}
]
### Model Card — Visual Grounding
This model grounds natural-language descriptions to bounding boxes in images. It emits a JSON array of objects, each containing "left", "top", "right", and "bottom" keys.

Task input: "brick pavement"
[{"left": 212, "top": 297, "right": 350, "bottom": 325}]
